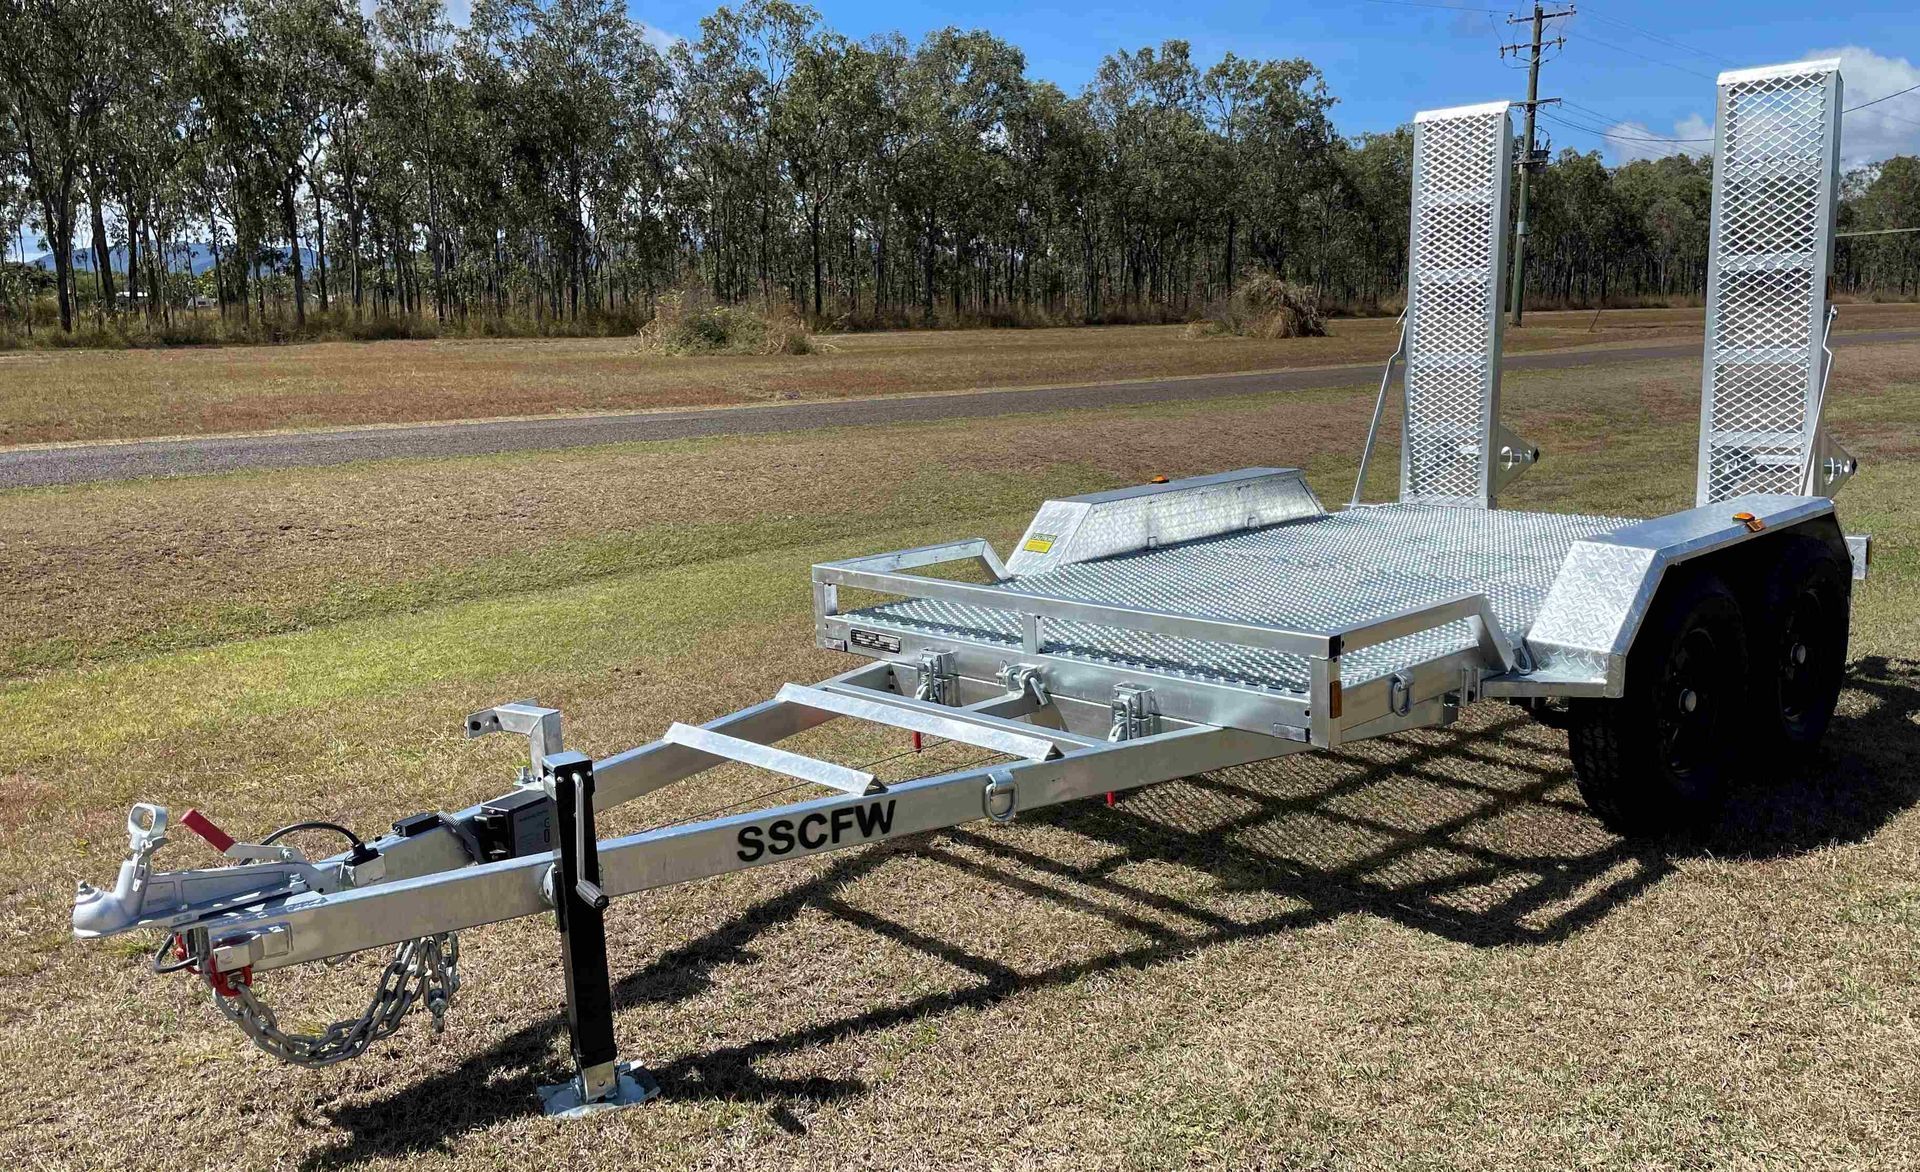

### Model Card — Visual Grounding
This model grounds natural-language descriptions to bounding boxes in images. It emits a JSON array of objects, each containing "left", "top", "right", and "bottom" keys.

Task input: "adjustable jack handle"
[{"left": 561, "top": 762, "right": 609, "bottom": 912}]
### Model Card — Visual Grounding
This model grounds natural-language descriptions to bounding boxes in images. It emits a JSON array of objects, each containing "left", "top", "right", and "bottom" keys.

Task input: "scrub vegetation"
[
  {"left": 1185, "top": 274, "right": 1329, "bottom": 340},
  {"left": 0, "top": 345, "right": 1916, "bottom": 1168},
  {"left": 637, "top": 291, "right": 818, "bottom": 356}
]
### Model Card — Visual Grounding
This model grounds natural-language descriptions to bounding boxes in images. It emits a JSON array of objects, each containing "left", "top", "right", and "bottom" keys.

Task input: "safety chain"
[{"left": 205, "top": 934, "right": 461, "bottom": 1068}]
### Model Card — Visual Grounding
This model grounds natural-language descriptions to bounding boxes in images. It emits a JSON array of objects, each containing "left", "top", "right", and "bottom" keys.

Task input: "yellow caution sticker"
[{"left": 1022, "top": 533, "right": 1057, "bottom": 554}]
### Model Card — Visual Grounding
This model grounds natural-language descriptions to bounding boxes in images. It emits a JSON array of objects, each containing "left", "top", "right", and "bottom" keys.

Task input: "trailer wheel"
[
  {"left": 1568, "top": 572, "right": 1749, "bottom": 836},
  {"left": 1748, "top": 535, "right": 1851, "bottom": 759}
]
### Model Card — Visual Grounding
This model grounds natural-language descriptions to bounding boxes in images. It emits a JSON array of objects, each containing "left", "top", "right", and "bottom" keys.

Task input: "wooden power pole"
[{"left": 1502, "top": 2, "right": 1573, "bottom": 326}]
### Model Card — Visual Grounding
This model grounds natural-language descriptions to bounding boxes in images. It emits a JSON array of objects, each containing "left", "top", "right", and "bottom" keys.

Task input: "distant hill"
[{"left": 29, "top": 243, "right": 318, "bottom": 277}]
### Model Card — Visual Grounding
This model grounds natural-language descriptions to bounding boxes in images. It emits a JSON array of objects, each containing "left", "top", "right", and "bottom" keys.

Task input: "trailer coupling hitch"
[
  {"left": 74, "top": 803, "right": 465, "bottom": 1069},
  {"left": 72, "top": 804, "right": 342, "bottom": 940}
]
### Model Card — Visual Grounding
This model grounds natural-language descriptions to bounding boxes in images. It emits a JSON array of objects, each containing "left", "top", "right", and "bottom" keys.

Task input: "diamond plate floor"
[{"left": 852, "top": 503, "right": 1631, "bottom": 693}]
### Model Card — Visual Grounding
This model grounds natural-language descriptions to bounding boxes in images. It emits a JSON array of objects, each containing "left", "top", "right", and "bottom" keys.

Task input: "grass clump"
[
  {"left": 1187, "top": 272, "right": 1329, "bottom": 340},
  {"left": 639, "top": 289, "right": 816, "bottom": 355}
]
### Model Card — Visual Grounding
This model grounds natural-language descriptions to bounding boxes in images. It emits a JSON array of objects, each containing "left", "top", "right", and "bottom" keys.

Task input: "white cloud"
[
  {"left": 638, "top": 23, "right": 681, "bottom": 53},
  {"left": 1597, "top": 115, "right": 1712, "bottom": 164},
  {"left": 1804, "top": 46, "right": 1920, "bottom": 165},
  {"left": 1674, "top": 112, "right": 1712, "bottom": 141}
]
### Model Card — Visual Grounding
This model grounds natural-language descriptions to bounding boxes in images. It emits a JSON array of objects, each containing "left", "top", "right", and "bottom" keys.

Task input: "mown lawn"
[{"left": 0, "top": 345, "right": 1916, "bottom": 1169}]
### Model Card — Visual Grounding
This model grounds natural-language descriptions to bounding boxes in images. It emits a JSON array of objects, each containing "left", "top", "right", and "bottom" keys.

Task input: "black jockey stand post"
[{"left": 536, "top": 751, "right": 658, "bottom": 1116}]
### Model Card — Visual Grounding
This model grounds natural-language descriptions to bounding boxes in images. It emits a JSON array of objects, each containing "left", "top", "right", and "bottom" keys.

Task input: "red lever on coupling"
[{"left": 180, "top": 808, "right": 236, "bottom": 853}]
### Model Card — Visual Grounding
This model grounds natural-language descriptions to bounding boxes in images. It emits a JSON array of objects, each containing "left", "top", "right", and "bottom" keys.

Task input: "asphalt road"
[{"left": 8, "top": 327, "right": 1919, "bottom": 490}]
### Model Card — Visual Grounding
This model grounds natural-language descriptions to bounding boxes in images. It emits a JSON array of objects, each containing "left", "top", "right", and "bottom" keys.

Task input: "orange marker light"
[{"left": 1732, "top": 511, "right": 1765, "bottom": 533}]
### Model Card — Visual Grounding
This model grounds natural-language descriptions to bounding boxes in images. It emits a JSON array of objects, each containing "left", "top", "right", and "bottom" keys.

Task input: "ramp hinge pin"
[{"left": 999, "top": 664, "right": 1050, "bottom": 708}]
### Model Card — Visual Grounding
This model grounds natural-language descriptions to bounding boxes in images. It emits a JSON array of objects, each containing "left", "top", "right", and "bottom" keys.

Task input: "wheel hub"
[
  {"left": 1657, "top": 625, "right": 1724, "bottom": 779},
  {"left": 1779, "top": 589, "right": 1828, "bottom": 725}
]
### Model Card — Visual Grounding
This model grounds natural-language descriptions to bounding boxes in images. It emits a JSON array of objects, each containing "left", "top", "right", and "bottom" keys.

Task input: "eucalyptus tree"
[
  {"left": 775, "top": 28, "right": 866, "bottom": 318},
  {"left": 0, "top": 0, "right": 116, "bottom": 330},
  {"left": 373, "top": 0, "right": 457, "bottom": 317},
  {"left": 669, "top": 0, "right": 814, "bottom": 304},
  {"left": 211, "top": 0, "right": 365, "bottom": 326},
  {"left": 1850, "top": 157, "right": 1920, "bottom": 296},
  {"left": 1014, "top": 82, "right": 1103, "bottom": 316},
  {"left": 0, "top": 111, "right": 30, "bottom": 327},
  {"left": 1611, "top": 154, "right": 1710, "bottom": 296},
  {"left": 97, "top": 0, "right": 211, "bottom": 322},
  {"left": 467, "top": 0, "right": 665, "bottom": 317},
  {"left": 1332, "top": 128, "right": 1412, "bottom": 309},
  {"left": 890, "top": 28, "right": 1022, "bottom": 321}
]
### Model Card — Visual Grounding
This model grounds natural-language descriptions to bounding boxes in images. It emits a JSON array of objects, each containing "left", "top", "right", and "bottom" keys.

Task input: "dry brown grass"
[
  {"left": 5, "top": 303, "right": 1918, "bottom": 447},
  {"left": 2, "top": 344, "right": 1918, "bottom": 1168},
  {"left": 9, "top": 339, "right": 1920, "bottom": 680}
]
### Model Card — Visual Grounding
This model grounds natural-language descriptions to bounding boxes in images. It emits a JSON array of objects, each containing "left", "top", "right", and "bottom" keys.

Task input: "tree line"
[{"left": 2, "top": 0, "right": 1916, "bottom": 339}]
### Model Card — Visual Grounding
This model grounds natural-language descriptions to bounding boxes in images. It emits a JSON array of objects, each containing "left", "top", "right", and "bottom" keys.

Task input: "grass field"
[
  {"left": 5, "top": 303, "right": 1920, "bottom": 447},
  {"left": 1, "top": 339, "right": 1917, "bottom": 1168}
]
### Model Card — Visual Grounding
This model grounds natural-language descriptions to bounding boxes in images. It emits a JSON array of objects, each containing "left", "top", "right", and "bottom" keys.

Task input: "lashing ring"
[{"left": 982, "top": 770, "right": 1017, "bottom": 824}]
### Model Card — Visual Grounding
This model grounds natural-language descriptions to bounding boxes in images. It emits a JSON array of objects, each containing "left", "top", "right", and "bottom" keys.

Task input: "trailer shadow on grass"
[{"left": 300, "top": 655, "right": 1920, "bottom": 1170}]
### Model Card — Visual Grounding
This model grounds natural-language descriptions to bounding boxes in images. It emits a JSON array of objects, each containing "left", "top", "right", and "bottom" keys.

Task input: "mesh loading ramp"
[
  {"left": 849, "top": 503, "right": 1629, "bottom": 693},
  {"left": 1402, "top": 101, "right": 1515, "bottom": 508},
  {"left": 1698, "top": 59, "right": 1847, "bottom": 503}
]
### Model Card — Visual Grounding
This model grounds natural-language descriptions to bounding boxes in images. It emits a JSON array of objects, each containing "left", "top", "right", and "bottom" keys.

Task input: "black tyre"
[
  {"left": 1568, "top": 572, "right": 1749, "bottom": 836},
  {"left": 1747, "top": 534, "right": 1851, "bottom": 760}
]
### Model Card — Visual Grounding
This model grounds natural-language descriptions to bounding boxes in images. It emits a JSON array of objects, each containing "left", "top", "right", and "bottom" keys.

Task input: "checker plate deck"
[{"left": 850, "top": 504, "right": 1631, "bottom": 693}]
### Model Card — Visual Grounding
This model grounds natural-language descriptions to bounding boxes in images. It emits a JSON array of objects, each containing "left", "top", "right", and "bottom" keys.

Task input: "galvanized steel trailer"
[{"left": 72, "top": 61, "right": 1872, "bottom": 1116}]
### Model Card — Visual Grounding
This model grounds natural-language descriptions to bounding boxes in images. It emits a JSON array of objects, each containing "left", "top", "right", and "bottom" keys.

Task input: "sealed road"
[{"left": 6, "top": 328, "right": 1916, "bottom": 489}]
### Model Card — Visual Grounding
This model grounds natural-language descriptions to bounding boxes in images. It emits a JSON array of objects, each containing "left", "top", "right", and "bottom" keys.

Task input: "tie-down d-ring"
[{"left": 982, "top": 769, "right": 1017, "bottom": 824}]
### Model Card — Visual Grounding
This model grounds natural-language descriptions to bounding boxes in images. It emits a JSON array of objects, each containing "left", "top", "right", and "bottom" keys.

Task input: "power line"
[
  {"left": 1580, "top": 9, "right": 1737, "bottom": 67},
  {"left": 1837, "top": 226, "right": 1920, "bottom": 239},
  {"left": 1558, "top": 98, "right": 1709, "bottom": 138},
  {"left": 1554, "top": 116, "right": 1708, "bottom": 144},
  {"left": 1572, "top": 29, "right": 1717, "bottom": 80},
  {"left": 1371, "top": 0, "right": 1919, "bottom": 137},
  {"left": 1848, "top": 81, "right": 1920, "bottom": 112},
  {"left": 1560, "top": 82, "right": 1920, "bottom": 146},
  {"left": 1845, "top": 80, "right": 1920, "bottom": 132},
  {"left": 1539, "top": 109, "right": 1707, "bottom": 145}
]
